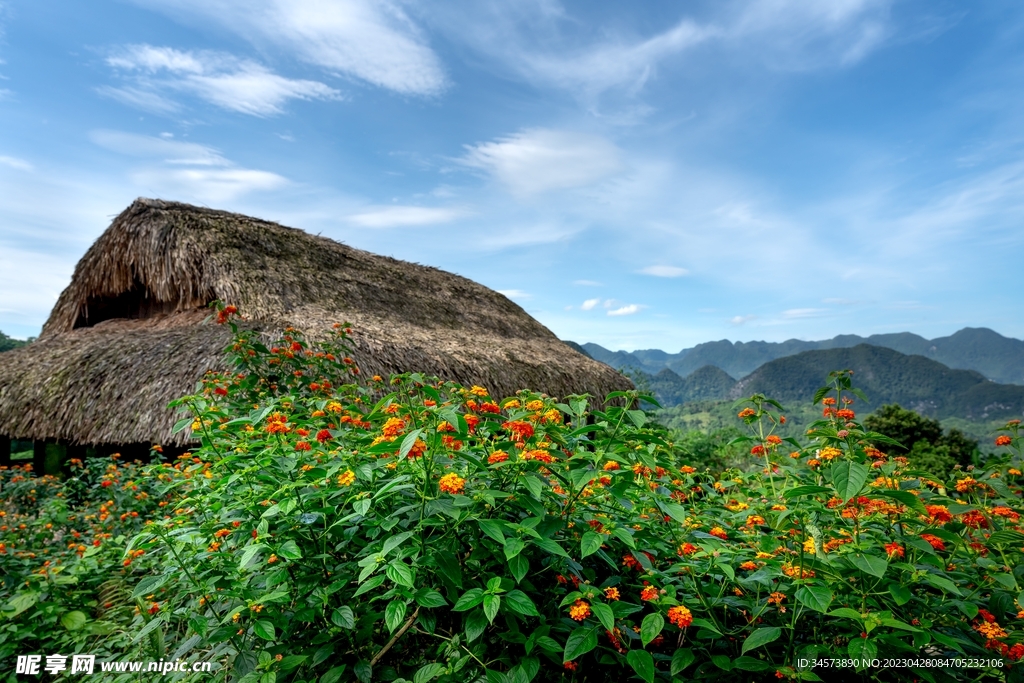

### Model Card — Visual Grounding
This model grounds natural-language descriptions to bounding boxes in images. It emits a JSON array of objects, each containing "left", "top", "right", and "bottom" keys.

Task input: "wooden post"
[{"left": 0, "top": 435, "right": 10, "bottom": 468}]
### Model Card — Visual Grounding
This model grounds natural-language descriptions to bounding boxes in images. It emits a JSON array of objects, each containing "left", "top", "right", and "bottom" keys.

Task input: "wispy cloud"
[
  {"left": 90, "top": 130, "right": 287, "bottom": 202},
  {"left": 460, "top": 128, "right": 623, "bottom": 195},
  {"left": 639, "top": 265, "right": 688, "bottom": 277},
  {"left": 580, "top": 298, "right": 601, "bottom": 311},
  {"left": 0, "top": 156, "right": 32, "bottom": 171},
  {"left": 573, "top": 279, "right": 601, "bottom": 286},
  {"left": 105, "top": 44, "right": 340, "bottom": 116},
  {"left": 607, "top": 304, "right": 643, "bottom": 316},
  {"left": 730, "top": 314, "right": 756, "bottom": 325},
  {"left": 781, "top": 308, "right": 828, "bottom": 319},
  {"left": 348, "top": 205, "right": 469, "bottom": 228},
  {"left": 497, "top": 289, "right": 531, "bottom": 300},
  {"left": 131, "top": 0, "right": 447, "bottom": 96}
]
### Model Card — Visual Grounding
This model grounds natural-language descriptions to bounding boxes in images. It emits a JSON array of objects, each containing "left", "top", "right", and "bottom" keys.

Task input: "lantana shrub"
[{"left": 3, "top": 307, "right": 1024, "bottom": 683}]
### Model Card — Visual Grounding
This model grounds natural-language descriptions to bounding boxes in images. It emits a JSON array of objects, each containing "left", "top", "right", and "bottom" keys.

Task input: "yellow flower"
[{"left": 337, "top": 470, "right": 355, "bottom": 486}]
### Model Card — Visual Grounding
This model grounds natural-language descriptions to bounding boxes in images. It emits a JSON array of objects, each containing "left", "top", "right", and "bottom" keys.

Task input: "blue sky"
[{"left": 1, "top": 0, "right": 1023, "bottom": 351}]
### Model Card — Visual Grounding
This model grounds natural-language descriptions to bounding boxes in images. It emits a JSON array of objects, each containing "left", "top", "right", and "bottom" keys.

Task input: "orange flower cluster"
[
  {"left": 955, "top": 477, "right": 980, "bottom": 493},
  {"left": 522, "top": 450, "right": 555, "bottom": 464},
  {"left": 502, "top": 420, "right": 534, "bottom": 442},
  {"left": 337, "top": 470, "right": 355, "bottom": 486},
  {"left": 781, "top": 563, "right": 815, "bottom": 579},
  {"left": 487, "top": 451, "right": 509, "bottom": 464},
  {"left": 818, "top": 447, "right": 842, "bottom": 461},
  {"left": 926, "top": 505, "right": 953, "bottom": 523},
  {"left": 996, "top": 435, "right": 1013, "bottom": 447},
  {"left": 738, "top": 408, "right": 756, "bottom": 418},
  {"left": 667, "top": 605, "right": 693, "bottom": 628},
  {"left": 767, "top": 592, "right": 786, "bottom": 605},
  {"left": 921, "top": 534, "right": 945, "bottom": 551},
  {"left": 640, "top": 585, "right": 659, "bottom": 601},
  {"left": 960, "top": 510, "right": 988, "bottom": 529},
  {"left": 568, "top": 600, "right": 591, "bottom": 621},
  {"left": 438, "top": 473, "right": 465, "bottom": 495},
  {"left": 264, "top": 412, "right": 290, "bottom": 434},
  {"left": 709, "top": 527, "right": 728, "bottom": 540},
  {"left": 381, "top": 417, "right": 406, "bottom": 438},
  {"left": 884, "top": 542, "right": 904, "bottom": 559},
  {"left": 678, "top": 543, "right": 698, "bottom": 556},
  {"left": 992, "top": 506, "right": 1020, "bottom": 521},
  {"left": 604, "top": 587, "right": 620, "bottom": 601}
]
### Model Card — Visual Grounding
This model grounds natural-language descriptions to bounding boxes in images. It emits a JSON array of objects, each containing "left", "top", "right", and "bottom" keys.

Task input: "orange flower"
[
  {"left": 294, "top": 441, "right": 311, "bottom": 451},
  {"left": 640, "top": 585, "right": 659, "bottom": 602},
  {"left": 678, "top": 543, "right": 698, "bottom": 556},
  {"left": 502, "top": 420, "right": 535, "bottom": 442},
  {"left": 992, "top": 506, "right": 1020, "bottom": 520},
  {"left": 487, "top": 451, "right": 509, "bottom": 464},
  {"left": 604, "top": 587, "right": 620, "bottom": 601},
  {"left": 405, "top": 439, "right": 427, "bottom": 459},
  {"left": 667, "top": 605, "right": 693, "bottom": 628},
  {"left": 603, "top": 461, "right": 621, "bottom": 471},
  {"left": 680, "top": 465, "right": 696, "bottom": 474},
  {"left": 438, "top": 473, "right": 465, "bottom": 495},
  {"left": 884, "top": 542, "right": 904, "bottom": 559},
  {"left": 837, "top": 409, "right": 855, "bottom": 420},
  {"left": 316, "top": 429, "right": 332, "bottom": 443},
  {"left": 960, "top": 510, "right": 988, "bottom": 529},
  {"left": 568, "top": 600, "right": 591, "bottom": 621},
  {"left": 382, "top": 417, "right": 406, "bottom": 438},
  {"left": 739, "top": 561, "right": 757, "bottom": 570},
  {"left": 926, "top": 505, "right": 953, "bottom": 523},
  {"left": 750, "top": 445, "right": 765, "bottom": 456},
  {"left": 920, "top": 534, "right": 945, "bottom": 551},
  {"left": 709, "top": 527, "right": 728, "bottom": 540},
  {"left": 738, "top": 408, "right": 756, "bottom": 418},
  {"left": 996, "top": 435, "right": 1013, "bottom": 447},
  {"left": 766, "top": 435, "right": 783, "bottom": 445},
  {"left": 767, "top": 592, "right": 786, "bottom": 605},
  {"left": 955, "top": 477, "right": 979, "bottom": 493}
]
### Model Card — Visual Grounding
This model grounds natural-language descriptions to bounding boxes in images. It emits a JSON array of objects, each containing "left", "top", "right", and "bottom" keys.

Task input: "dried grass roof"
[{"left": 0, "top": 199, "right": 631, "bottom": 446}]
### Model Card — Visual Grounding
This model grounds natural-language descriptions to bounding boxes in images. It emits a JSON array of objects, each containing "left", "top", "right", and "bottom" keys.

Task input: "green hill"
[
  {"left": 0, "top": 331, "right": 28, "bottom": 353},
  {"left": 581, "top": 327, "right": 1024, "bottom": 384}
]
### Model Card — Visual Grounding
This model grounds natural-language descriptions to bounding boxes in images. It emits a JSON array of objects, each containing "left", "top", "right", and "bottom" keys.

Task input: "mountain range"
[{"left": 579, "top": 327, "right": 1024, "bottom": 385}]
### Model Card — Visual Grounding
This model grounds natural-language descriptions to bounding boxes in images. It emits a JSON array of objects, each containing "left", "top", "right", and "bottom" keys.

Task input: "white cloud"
[
  {"left": 130, "top": 0, "right": 447, "bottom": 96},
  {"left": 497, "top": 289, "right": 531, "bottom": 300},
  {"left": 347, "top": 205, "right": 468, "bottom": 228},
  {"left": 91, "top": 130, "right": 288, "bottom": 202},
  {"left": 460, "top": 129, "right": 622, "bottom": 195},
  {"left": 781, "top": 308, "right": 828, "bottom": 319},
  {"left": 731, "top": 315, "right": 756, "bottom": 325},
  {"left": 573, "top": 279, "right": 601, "bottom": 286},
  {"left": 90, "top": 130, "right": 228, "bottom": 166},
  {"left": 607, "top": 304, "right": 643, "bottom": 316},
  {"left": 639, "top": 264, "right": 688, "bottom": 277},
  {"left": 131, "top": 167, "right": 288, "bottom": 202},
  {"left": 580, "top": 298, "right": 601, "bottom": 311},
  {"left": 0, "top": 156, "right": 32, "bottom": 171},
  {"left": 106, "top": 44, "right": 341, "bottom": 116}
]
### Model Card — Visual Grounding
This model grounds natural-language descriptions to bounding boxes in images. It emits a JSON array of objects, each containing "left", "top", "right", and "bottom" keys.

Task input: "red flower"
[
  {"left": 996, "top": 435, "right": 1013, "bottom": 447},
  {"left": 750, "top": 445, "right": 765, "bottom": 456},
  {"left": 316, "top": 429, "right": 332, "bottom": 443},
  {"left": 502, "top": 420, "right": 535, "bottom": 442},
  {"left": 214, "top": 387, "right": 228, "bottom": 397},
  {"left": 640, "top": 585, "right": 659, "bottom": 601},
  {"left": 920, "top": 534, "right": 946, "bottom": 552},
  {"left": 884, "top": 542, "right": 904, "bottom": 559},
  {"left": 294, "top": 441, "right": 311, "bottom": 451}
]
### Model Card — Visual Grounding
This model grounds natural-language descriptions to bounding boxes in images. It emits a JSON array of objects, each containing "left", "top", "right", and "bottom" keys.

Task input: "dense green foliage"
[
  {"left": 0, "top": 331, "right": 28, "bottom": 354},
  {"left": 863, "top": 405, "right": 979, "bottom": 478},
  {"left": 583, "top": 327, "right": 1024, "bottom": 385},
  {"left": 5, "top": 316, "right": 1024, "bottom": 682}
]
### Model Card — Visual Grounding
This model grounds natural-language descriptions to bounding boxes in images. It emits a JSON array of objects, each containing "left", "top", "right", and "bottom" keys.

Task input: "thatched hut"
[{"left": 0, "top": 199, "right": 631, "bottom": 471}]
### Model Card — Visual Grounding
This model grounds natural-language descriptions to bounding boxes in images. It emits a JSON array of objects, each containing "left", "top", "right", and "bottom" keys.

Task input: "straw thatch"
[{"left": 0, "top": 198, "right": 631, "bottom": 447}]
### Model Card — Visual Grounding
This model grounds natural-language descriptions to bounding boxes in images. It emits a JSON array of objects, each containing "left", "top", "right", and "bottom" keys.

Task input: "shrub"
[{"left": 3, "top": 313, "right": 1024, "bottom": 683}]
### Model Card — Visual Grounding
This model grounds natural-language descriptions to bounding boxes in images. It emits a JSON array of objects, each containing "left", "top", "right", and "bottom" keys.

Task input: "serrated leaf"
[
  {"left": 382, "top": 531, "right": 415, "bottom": 557},
  {"left": 610, "top": 527, "right": 635, "bottom": 548},
  {"left": 253, "top": 620, "right": 276, "bottom": 641},
  {"left": 831, "top": 461, "right": 869, "bottom": 501},
  {"left": 580, "top": 532, "right": 603, "bottom": 558},
  {"left": 483, "top": 594, "right": 501, "bottom": 623},
  {"left": 848, "top": 637, "right": 877, "bottom": 662},
  {"left": 60, "top": 611, "right": 87, "bottom": 631},
  {"left": 850, "top": 553, "right": 887, "bottom": 578},
  {"left": 640, "top": 612, "right": 664, "bottom": 646},
  {"left": 353, "top": 575, "right": 385, "bottom": 597},
  {"left": 504, "top": 538, "right": 526, "bottom": 560},
  {"left": 563, "top": 627, "right": 598, "bottom": 662},
  {"left": 453, "top": 588, "right": 485, "bottom": 612},
  {"left": 277, "top": 540, "right": 302, "bottom": 560},
  {"left": 795, "top": 585, "right": 833, "bottom": 613},
  {"left": 671, "top": 648, "right": 695, "bottom": 675},
  {"left": 626, "top": 650, "right": 654, "bottom": 683},
  {"left": 478, "top": 519, "right": 506, "bottom": 544},
  {"left": 741, "top": 627, "right": 781, "bottom": 654},
  {"left": 413, "top": 663, "right": 446, "bottom": 683},
  {"left": 385, "top": 600, "right": 407, "bottom": 633},
  {"left": 504, "top": 590, "right": 539, "bottom": 617},
  {"left": 509, "top": 554, "right": 528, "bottom": 584},
  {"left": 465, "top": 610, "right": 487, "bottom": 642},
  {"left": 331, "top": 607, "right": 355, "bottom": 629},
  {"left": 414, "top": 588, "right": 448, "bottom": 608},
  {"left": 386, "top": 561, "right": 415, "bottom": 588},
  {"left": 534, "top": 537, "right": 568, "bottom": 557}
]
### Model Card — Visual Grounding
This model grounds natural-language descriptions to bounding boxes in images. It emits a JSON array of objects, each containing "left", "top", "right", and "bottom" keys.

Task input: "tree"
[
  {"left": 864, "top": 404, "right": 978, "bottom": 477},
  {"left": 0, "top": 331, "right": 29, "bottom": 353}
]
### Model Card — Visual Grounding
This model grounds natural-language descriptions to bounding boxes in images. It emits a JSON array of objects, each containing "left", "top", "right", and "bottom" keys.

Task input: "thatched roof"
[{"left": 0, "top": 198, "right": 631, "bottom": 447}]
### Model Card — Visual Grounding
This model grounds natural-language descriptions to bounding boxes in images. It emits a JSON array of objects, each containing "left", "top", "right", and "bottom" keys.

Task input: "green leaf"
[
  {"left": 591, "top": 602, "right": 614, "bottom": 632},
  {"left": 848, "top": 638, "right": 877, "bottom": 662},
  {"left": 478, "top": 519, "right": 506, "bottom": 544},
  {"left": 504, "top": 538, "right": 526, "bottom": 561},
  {"left": 385, "top": 600, "right": 407, "bottom": 633},
  {"left": 563, "top": 627, "right": 599, "bottom": 662},
  {"left": 741, "top": 627, "right": 781, "bottom": 655},
  {"left": 626, "top": 650, "right": 655, "bottom": 683},
  {"left": 888, "top": 585, "right": 913, "bottom": 606},
  {"left": 435, "top": 552, "right": 463, "bottom": 589},
  {"left": 795, "top": 585, "right": 833, "bottom": 613},
  {"left": 132, "top": 574, "right": 171, "bottom": 599},
  {"left": 414, "top": 588, "right": 448, "bottom": 609},
  {"left": 509, "top": 555, "right": 529, "bottom": 584},
  {"left": 828, "top": 608, "right": 864, "bottom": 620},
  {"left": 503, "top": 590, "right": 540, "bottom": 617},
  {"left": 831, "top": 461, "right": 869, "bottom": 501},
  {"left": 670, "top": 648, "right": 695, "bottom": 675},
  {"left": 277, "top": 540, "right": 303, "bottom": 560},
  {"left": 320, "top": 666, "right": 347, "bottom": 683},
  {"left": 850, "top": 553, "right": 887, "bottom": 578},
  {"left": 534, "top": 537, "right": 569, "bottom": 557},
  {"left": 512, "top": 657, "right": 540, "bottom": 683},
  {"left": 353, "top": 575, "right": 385, "bottom": 598},
  {"left": 398, "top": 429, "right": 424, "bottom": 458},
  {"left": 641, "top": 612, "right": 664, "bottom": 646},
  {"left": 783, "top": 485, "right": 833, "bottom": 498},
  {"left": 659, "top": 501, "right": 688, "bottom": 523},
  {"left": 521, "top": 474, "right": 543, "bottom": 499},
  {"left": 253, "top": 620, "right": 276, "bottom": 641},
  {"left": 868, "top": 490, "right": 927, "bottom": 515},
  {"left": 413, "top": 663, "right": 446, "bottom": 683},
  {"left": 733, "top": 657, "right": 773, "bottom": 672},
  {"left": 382, "top": 531, "right": 415, "bottom": 557},
  {"left": 331, "top": 607, "right": 355, "bottom": 629},
  {"left": 710, "top": 654, "right": 732, "bottom": 671},
  {"left": 465, "top": 610, "right": 487, "bottom": 643},
  {"left": 610, "top": 527, "right": 636, "bottom": 548},
  {"left": 483, "top": 594, "right": 501, "bottom": 624},
  {"left": 60, "top": 611, "right": 88, "bottom": 631},
  {"left": 922, "top": 573, "right": 962, "bottom": 595},
  {"left": 239, "top": 543, "right": 268, "bottom": 570},
  {"left": 988, "top": 530, "right": 1024, "bottom": 546},
  {"left": 453, "top": 589, "right": 485, "bottom": 612},
  {"left": 386, "top": 561, "right": 415, "bottom": 588},
  {"left": 578, "top": 532, "right": 603, "bottom": 559}
]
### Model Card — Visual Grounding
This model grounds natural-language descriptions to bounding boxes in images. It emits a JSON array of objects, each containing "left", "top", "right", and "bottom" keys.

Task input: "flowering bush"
[{"left": 4, "top": 311, "right": 1024, "bottom": 683}]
